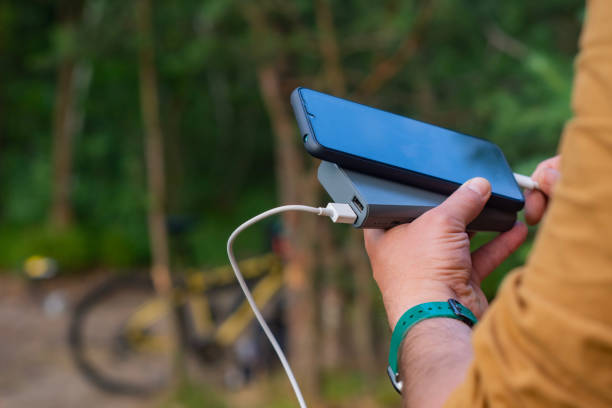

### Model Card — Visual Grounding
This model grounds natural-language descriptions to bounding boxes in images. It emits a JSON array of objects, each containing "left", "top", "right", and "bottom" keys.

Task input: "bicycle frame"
[{"left": 122, "top": 253, "right": 284, "bottom": 354}]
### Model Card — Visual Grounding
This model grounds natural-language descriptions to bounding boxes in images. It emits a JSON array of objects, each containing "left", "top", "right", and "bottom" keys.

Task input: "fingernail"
[{"left": 464, "top": 177, "right": 490, "bottom": 197}]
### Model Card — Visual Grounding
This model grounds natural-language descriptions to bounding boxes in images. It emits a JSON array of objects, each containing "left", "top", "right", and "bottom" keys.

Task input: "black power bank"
[{"left": 318, "top": 161, "right": 516, "bottom": 232}]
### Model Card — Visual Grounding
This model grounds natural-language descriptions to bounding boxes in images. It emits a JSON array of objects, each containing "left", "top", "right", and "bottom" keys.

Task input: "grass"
[
  {"left": 159, "top": 370, "right": 402, "bottom": 408},
  {"left": 159, "top": 381, "right": 227, "bottom": 408}
]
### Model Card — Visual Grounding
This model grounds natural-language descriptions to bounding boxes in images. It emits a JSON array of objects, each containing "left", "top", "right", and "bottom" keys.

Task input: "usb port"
[{"left": 351, "top": 196, "right": 364, "bottom": 212}]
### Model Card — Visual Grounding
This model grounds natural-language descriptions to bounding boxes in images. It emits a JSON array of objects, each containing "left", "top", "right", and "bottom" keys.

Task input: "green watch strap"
[{"left": 387, "top": 299, "right": 477, "bottom": 394}]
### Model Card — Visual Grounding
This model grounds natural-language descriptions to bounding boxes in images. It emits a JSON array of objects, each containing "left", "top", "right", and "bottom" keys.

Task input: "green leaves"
[{"left": 0, "top": 0, "right": 582, "bottom": 275}]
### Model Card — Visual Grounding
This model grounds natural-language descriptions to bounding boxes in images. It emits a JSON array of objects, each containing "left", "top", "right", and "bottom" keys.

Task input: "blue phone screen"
[{"left": 299, "top": 88, "right": 523, "bottom": 203}]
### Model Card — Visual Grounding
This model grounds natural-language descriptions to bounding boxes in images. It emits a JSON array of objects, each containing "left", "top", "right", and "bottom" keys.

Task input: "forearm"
[{"left": 399, "top": 318, "right": 473, "bottom": 408}]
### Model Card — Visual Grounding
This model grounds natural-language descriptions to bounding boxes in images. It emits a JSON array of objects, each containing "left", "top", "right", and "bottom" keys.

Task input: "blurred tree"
[
  {"left": 135, "top": 0, "right": 171, "bottom": 295},
  {"left": 313, "top": 0, "right": 348, "bottom": 371},
  {"left": 135, "top": 0, "right": 187, "bottom": 388},
  {"left": 50, "top": 0, "right": 85, "bottom": 227},
  {"left": 244, "top": 2, "right": 321, "bottom": 394}
]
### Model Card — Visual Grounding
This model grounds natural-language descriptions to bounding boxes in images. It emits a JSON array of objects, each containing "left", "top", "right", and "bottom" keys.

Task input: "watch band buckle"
[
  {"left": 387, "top": 365, "right": 403, "bottom": 393},
  {"left": 448, "top": 298, "right": 475, "bottom": 327}
]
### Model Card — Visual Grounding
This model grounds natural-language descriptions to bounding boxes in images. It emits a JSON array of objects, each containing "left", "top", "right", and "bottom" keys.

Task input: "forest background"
[{"left": 1, "top": 0, "right": 582, "bottom": 406}]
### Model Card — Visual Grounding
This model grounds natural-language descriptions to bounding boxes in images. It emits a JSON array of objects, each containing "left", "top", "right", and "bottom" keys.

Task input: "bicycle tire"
[{"left": 68, "top": 274, "right": 178, "bottom": 396}]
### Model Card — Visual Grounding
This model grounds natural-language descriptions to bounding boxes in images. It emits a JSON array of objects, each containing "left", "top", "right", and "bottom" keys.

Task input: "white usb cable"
[
  {"left": 226, "top": 203, "right": 356, "bottom": 408},
  {"left": 514, "top": 173, "right": 540, "bottom": 190}
]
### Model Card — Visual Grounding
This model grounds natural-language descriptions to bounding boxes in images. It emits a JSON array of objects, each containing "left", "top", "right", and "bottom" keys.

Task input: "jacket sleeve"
[{"left": 445, "top": 1, "right": 612, "bottom": 406}]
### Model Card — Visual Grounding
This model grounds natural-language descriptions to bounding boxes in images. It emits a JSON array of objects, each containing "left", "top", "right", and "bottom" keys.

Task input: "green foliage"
[
  {"left": 0, "top": 225, "right": 92, "bottom": 272},
  {"left": 321, "top": 370, "right": 366, "bottom": 402},
  {"left": 220, "top": 370, "right": 399, "bottom": 407},
  {"left": 97, "top": 225, "right": 150, "bottom": 267},
  {"left": 0, "top": 223, "right": 149, "bottom": 272},
  {"left": 160, "top": 381, "right": 226, "bottom": 408},
  {"left": 0, "top": 0, "right": 581, "bottom": 297}
]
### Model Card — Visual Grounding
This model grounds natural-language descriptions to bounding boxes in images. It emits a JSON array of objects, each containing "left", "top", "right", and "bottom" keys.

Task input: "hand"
[
  {"left": 524, "top": 155, "right": 561, "bottom": 225},
  {"left": 364, "top": 178, "right": 528, "bottom": 328}
]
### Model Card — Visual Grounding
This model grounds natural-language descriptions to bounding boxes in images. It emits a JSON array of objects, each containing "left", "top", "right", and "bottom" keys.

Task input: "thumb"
[{"left": 430, "top": 177, "right": 492, "bottom": 230}]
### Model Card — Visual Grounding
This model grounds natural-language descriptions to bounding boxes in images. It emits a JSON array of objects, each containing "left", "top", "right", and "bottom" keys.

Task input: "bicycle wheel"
[{"left": 68, "top": 275, "right": 179, "bottom": 395}]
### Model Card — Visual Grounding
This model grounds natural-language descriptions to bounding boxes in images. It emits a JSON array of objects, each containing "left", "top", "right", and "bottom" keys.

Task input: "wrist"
[
  {"left": 384, "top": 285, "right": 456, "bottom": 328},
  {"left": 398, "top": 318, "right": 473, "bottom": 406},
  {"left": 387, "top": 299, "right": 476, "bottom": 395}
]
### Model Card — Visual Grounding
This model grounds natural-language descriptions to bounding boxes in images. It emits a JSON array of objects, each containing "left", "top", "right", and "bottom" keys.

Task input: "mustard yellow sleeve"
[{"left": 445, "top": 1, "right": 612, "bottom": 406}]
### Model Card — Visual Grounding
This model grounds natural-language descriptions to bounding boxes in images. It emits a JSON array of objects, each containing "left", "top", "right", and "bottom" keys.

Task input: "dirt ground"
[
  {"left": 0, "top": 272, "right": 400, "bottom": 408},
  {"left": 0, "top": 273, "right": 157, "bottom": 408}
]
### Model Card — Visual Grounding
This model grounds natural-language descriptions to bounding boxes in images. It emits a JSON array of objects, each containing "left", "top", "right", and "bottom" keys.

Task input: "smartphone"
[{"left": 290, "top": 87, "right": 524, "bottom": 212}]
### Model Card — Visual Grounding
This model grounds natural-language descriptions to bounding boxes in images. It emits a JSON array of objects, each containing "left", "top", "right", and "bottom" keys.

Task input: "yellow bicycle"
[{"left": 68, "top": 253, "right": 284, "bottom": 395}]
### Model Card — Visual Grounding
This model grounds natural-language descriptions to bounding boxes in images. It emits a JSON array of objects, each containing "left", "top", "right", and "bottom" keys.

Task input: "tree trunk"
[
  {"left": 51, "top": 57, "right": 76, "bottom": 227},
  {"left": 313, "top": 0, "right": 348, "bottom": 372},
  {"left": 135, "top": 0, "right": 171, "bottom": 296},
  {"left": 241, "top": 3, "right": 323, "bottom": 397},
  {"left": 314, "top": 0, "right": 346, "bottom": 96},
  {"left": 314, "top": 0, "right": 377, "bottom": 375},
  {"left": 136, "top": 0, "right": 185, "bottom": 386},
  {"left": 50, "top": 1, "right": 92, "bottom": 228},
  {"left": 318, "top": 217, "right": 344, "bottom": 369},
  {"left": 256, "top": 64, "right": 320, "bottom": 397},
  {"left": 50, "top": 1, "right": 85, "bottom": 228},
  {"left": 348, "top": 230, "right": 377, "bottom": 376}
]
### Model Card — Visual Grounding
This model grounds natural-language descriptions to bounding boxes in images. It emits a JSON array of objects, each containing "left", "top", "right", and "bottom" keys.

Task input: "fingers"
[
  {"left": 429, "top": 177, "right": 492, "bottom": 231},
  {"left": 524, "top": 155, "right": 561, "bottom": 225},
  {"left": 531, "top": 155, "right": 561, "bottom": 197},
  {"left": 534, "top": 167, "right": 560, "bottom": 196},
  {"left": 534, "top": 155, "right": 561, "bottom": 173},
  {"left": 524, "top": 189, "right": 547, "bottom": 225},
  {"left": 471, "top": 222, "right": 528, "bottom": 282}
]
